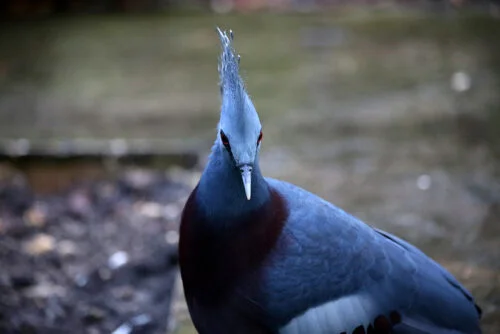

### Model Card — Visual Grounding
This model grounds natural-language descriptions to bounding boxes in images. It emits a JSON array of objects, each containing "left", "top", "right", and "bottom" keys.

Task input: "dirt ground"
[{"left": 0, "top": 164, "right": 196, "bottom": 334}]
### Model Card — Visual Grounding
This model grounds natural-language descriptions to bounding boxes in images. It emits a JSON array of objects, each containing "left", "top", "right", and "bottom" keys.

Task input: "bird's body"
[{"left": 178, "top": 28, "right": 482, "bottom": 334}]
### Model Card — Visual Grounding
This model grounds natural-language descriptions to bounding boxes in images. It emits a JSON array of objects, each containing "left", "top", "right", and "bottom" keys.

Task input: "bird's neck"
[
  {"left": 196, "top": 146, "right": 270, "bottom": 222},
  {"left": 179, "top": 147, "right": 287, "bottom": 307}
]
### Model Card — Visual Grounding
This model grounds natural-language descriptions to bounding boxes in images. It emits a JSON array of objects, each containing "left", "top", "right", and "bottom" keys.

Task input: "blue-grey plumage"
[
  {"left": 178, "top": 27, "right": 482, "bottom": 334},
  {"left": 215, "top": 27, "right": 262, "bottom": 201},
  {"left": 261, "top": 178, "right": 482, "bottom": 334}
]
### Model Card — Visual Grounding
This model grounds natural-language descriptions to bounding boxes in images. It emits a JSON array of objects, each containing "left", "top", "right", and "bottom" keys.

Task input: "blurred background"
[{"left": 0, "top": 0, "right": 499, "bottom": 333}]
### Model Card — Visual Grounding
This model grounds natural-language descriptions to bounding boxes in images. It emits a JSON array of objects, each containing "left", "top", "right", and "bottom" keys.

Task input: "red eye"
[
  {"left": 257, "top": 130, "right": 263, "bottom": 144},
  {"left": 220, "top": 130, "right": 230, "bottom": 146}
]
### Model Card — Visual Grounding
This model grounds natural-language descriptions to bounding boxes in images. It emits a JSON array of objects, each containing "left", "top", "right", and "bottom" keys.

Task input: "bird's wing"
[{"left": 262, "top": 178, "right": 481, "bottom": 334}]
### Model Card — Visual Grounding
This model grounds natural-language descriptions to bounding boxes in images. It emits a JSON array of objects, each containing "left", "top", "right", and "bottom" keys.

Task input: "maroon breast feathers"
[{"left": 178, "top": 187, "right": 288, "bottom": 307}]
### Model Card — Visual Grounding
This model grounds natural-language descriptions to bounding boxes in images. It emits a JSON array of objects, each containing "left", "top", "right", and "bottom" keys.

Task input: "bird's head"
[{"left": 216, "top": 27, "right": 263, "bottom": 201}]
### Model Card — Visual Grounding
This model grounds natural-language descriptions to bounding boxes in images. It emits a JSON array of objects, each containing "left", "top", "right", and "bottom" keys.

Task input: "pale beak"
[{"left": 239, "top": 165, "right": 253, "bottom": 200}]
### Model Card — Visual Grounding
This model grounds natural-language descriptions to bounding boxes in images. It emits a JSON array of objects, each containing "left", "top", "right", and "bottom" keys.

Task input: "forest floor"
[{"left": 0, "top": 163, "right": 198, "bottom": 334}]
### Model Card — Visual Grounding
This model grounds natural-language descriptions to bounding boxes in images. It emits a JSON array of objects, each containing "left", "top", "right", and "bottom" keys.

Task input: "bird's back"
[{"left": 259, "top": 178, "right": 481, "bottom": 334}]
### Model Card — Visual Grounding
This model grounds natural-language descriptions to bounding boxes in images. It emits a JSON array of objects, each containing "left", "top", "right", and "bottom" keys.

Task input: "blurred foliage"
[{"left": 1, "top": 0, "right": 499, "bottom": 19}]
